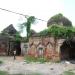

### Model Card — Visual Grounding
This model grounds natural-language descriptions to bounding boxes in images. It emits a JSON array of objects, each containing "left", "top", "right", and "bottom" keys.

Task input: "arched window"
[{"left": 37, "top": 43, "right": 45, "bottom": 57}]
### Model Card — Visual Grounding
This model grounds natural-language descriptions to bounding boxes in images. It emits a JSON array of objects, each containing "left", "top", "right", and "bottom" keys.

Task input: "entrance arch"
[{"left": 60, "top": 38, "right": 75, "bottom": 60}]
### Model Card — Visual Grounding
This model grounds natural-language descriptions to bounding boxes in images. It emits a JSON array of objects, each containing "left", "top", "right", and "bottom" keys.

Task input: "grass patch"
[
  {"left": 62, "top": 71, "right": 75, "bottom": 75},
  {"left": 0, "top": 60, "right": 3, "bottom": 64},
  {"left": 25, "top": 55, "right": 49, "bottom": 63},
  {"left": 0, "top": 71, "right": 42, "bottom": 75},
  {"left": 37, "top": 57, "right": 47, "bottom": 63},
  {"left": 25, "top": 55, "right": 37, "bottom": 62},
  {"left": 0, "top": 71, "right": 8, "bottom": 75},
  {"left": 12, "top": 73, "right": 41, "bottom": 75}
]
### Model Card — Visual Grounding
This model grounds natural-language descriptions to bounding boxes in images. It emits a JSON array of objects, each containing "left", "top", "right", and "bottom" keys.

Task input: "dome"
[{"left": 47, "top": 13, "right": 72, "bottom": 27}]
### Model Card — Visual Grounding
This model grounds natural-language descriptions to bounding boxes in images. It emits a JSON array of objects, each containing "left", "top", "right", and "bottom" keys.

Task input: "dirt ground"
[{"left": 0, "top": 56, "right": 75, "bottom": 75}]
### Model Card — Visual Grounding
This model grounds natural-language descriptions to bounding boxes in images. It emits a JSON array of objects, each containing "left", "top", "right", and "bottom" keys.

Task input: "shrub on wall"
[{"left": 39, "top": 24, "right": 75, "bottom": 39}]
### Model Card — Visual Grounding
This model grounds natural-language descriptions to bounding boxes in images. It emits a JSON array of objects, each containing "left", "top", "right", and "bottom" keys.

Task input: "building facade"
[
  {"left": 28, "top": 36, "right": 65, "bottom": 61},
  {"left": 0, "top": 24, "right": 21, "bottom": 56}
]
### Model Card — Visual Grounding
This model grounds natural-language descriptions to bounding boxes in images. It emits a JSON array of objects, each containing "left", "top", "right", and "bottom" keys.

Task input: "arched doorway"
[{"left": 60, "top": 38, "right": 75, "bottom": 60}]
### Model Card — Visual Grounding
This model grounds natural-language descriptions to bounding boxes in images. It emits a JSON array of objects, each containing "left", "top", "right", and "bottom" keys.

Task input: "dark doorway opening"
[
  {"left": 14, "top": 41, "right": 21, "bottom": 56},
  {"left": 60, "top": 39, "right": 75, "bottom": 60},
  {"left": 69, "top": 48, "right": 75, "bottom": 60}
]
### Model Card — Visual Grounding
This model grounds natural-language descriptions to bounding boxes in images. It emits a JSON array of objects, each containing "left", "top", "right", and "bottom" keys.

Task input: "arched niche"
[
  {"left": 37, "top": 43, "right": 45, "bottom": 57},
  {"left": 46, "top": 42, "right": 53, "bottom": 51}
]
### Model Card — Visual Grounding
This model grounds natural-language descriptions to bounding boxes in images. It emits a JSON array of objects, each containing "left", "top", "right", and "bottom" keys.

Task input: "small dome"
[{"left": 47, "top": 13, "right": 72, "bottom": 27}]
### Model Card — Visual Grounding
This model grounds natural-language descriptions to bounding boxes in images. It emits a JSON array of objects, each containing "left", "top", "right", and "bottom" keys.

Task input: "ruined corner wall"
[{"left": 28, "top": 36, "right": 65, "bottom": 61}]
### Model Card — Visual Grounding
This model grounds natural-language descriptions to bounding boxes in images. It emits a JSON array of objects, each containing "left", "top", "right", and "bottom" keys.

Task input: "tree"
[
  {"left": 39, "top": 29, "right": 49, "bottom": 36},
  {"left": 15, "top": 32, "right": 21, "bottom": 42},
  {"left": 47, "top": 13, "right": 72, "bottom": 27},
  {"left": 49, "top": 24, "right": 75, "bottom": 51},
  {"left": 20, "top": 16, "right": 36, "bottom": 41}
]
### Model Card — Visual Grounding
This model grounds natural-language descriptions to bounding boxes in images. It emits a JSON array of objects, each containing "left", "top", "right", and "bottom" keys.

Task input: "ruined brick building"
[
  {"left": 28, "top": 14, "right": 75, "bottom": 61},
  {"left": 0, "top": 24, "right": 21, "bottom": 56},
  {"left": 28, "top": 34, "right": 75, "bottom": 61}
]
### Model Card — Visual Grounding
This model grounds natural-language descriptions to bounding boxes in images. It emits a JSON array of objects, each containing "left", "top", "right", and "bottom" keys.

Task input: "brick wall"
[{"left": 28, "top": 37, "right": 65, "bottom": 61}]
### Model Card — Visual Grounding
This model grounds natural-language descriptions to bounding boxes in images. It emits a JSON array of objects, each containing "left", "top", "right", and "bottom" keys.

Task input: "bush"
[{"left": 25, "top": 55, "right": 37, "bottom": 62}]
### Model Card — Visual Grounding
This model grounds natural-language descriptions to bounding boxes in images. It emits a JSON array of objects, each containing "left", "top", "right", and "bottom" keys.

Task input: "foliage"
[
  {"left": 25, "top": 55, "right": 37, "bottom": 62},
  {"left": 63, "top": 71, "right": 75, "bottom": 75},
  {"left": 48, "top": 25, "right": 66, "bottom": 38},
  {"left": 39, "top": 24, "right": 75, "bottom": 39},
  {"left": 37, "top": 57, "right": 47, "bottom": 63},
  {"left": 25, "top": 55, "right": 48, "bottom": 63},
  {"left": 15, "top": 32, "right": 21, "bottom": 42},
  {"left": 0, "top": 60, "right": 3, "bottom": 64},
  {"left": 39, "top": 29, "right": 49, "bottom": 36},
  {"left": 20, "top": 16, "right": 36, "bottom": 41},
  {"left": 47, "top": 13, "right": 72, "bottom": 27}
]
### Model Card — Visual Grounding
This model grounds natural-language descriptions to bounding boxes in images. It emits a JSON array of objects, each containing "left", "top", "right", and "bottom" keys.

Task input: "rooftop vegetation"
[{"left": 39, "top": 24, "right": 75, "bottom": 39}]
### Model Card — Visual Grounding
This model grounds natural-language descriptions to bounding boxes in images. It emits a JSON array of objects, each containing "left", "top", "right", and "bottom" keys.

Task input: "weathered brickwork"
[{"left": 28, "top": 37, "right": 65, "bottom": 61}]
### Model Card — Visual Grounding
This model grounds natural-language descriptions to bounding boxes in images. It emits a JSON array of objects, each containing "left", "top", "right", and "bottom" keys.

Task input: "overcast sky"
[{"left": 0, "top": 0, "right": 75, "bottom": 36}]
